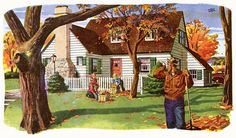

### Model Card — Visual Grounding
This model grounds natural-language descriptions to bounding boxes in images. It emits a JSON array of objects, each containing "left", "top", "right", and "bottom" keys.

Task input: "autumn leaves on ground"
[{"left": 5, "top": 86, "right": 230, "bottom": 131}]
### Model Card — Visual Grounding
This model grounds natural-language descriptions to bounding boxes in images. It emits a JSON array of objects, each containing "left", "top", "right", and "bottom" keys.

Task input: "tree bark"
[
  {"left": 130, "top": 55, "right": 139, "bottom": 98},
  {"left": 18, "top": 54, "right": 52, "bottom": 134},
  {"left": 219, "top": 6, "right": 232, "bottom": 106},
  {"left": 4, "top": 5, "right": 118, "bottom": 133}
]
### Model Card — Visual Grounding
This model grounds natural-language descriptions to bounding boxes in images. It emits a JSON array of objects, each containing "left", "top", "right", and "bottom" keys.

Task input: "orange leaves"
[
  {"left": 186, "top": 20, "right": 219, "bottom": 61},
  {"left": 191, "top": 115, "right": 230, "bottom": 131},
  {"left": 3, "top": 31, "right": 17, "bottom": 72}
]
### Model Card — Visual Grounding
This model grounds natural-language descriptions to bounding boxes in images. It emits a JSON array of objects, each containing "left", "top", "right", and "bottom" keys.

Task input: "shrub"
[
  {"left": 47, "top": 72, "right": 68, "bottom": 93},
  {"left": 143, "top": 61, "right": 164, "bottom": 95},
  {"left": 4, "top": 71, "right": 19, "bottom": 79}
]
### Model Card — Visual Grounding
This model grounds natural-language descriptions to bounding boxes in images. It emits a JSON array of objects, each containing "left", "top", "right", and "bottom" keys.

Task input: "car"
[{"left": 212, "top": 69, "right": 224, "bottom": 84}]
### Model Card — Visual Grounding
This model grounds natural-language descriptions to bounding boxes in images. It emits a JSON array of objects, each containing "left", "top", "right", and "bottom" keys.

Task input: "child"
[{"left": 86, "top": 73, "right": 99, "bottom": 100}]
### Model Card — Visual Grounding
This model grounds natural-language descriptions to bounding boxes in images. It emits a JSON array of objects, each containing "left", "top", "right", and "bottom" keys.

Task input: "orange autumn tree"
[
  {"left": 3, "top": 31, "right": 17, "bottom": 72},
  {"left": 186, "top": 19, "right": 219, "bottom": 61}
]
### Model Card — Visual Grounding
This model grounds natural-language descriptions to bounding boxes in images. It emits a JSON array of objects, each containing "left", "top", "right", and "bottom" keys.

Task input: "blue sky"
[{"left": 3, "top": 4, "right": 225, "bottom": 56}]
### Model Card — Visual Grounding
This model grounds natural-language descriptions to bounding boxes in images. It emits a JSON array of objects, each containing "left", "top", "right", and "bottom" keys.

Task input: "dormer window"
[
  {"left": 145, "top": 29, "right": 157, "bottom": 41},
  {"left": 110, "top": 30, "right": 123, "bottom": 43}
]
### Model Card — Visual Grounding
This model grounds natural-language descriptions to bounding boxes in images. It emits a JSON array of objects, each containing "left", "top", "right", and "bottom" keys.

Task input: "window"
[
  {"left": 189, "top": 70, "right": 197, "bottom": 80},
  {"left": 145, "top": 29, "right": 158, "bottom": 41},
  {"left": 76, "top": 57, "right": 86, "bottom": 66},
  {"left": 179, "top": 30, "right": 186, "bottom": 46},
  {"left": 139, "top": 58, "right": 150, "bottom": 72},
  {"left": 190, "top": 69, "right": 202, "bottom": 80},
  {"left": 89, "top": 58, "right": 102, "bottom": 74},
  {"left": 110, "top": 29, "right": 123, "bottom": 43},
  {"left": 42, "top": 58, "right": 51, "bottom": 66}
]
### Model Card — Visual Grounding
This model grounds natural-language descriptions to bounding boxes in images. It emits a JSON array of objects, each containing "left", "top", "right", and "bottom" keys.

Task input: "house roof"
[
  {"left": 80, "top": 11, "right": 184, "bottom": 55},
  {"left": 70, "top": 25, "right": 111, "bottom": 55},
  {"left": 185, "top": 47, "right": 214, "bottom": 71}
]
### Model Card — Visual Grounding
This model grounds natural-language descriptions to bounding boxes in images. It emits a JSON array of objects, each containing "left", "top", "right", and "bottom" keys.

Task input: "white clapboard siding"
[
  {"left": 101, "top": 53, "right": 171, "bottom": 77},
  {"left": 42, "top": 39, "right": 56, "bottom": 58},
  {"left": 70, "top": 32, "right": 88, "bottom": 76},
  {"left": 187, "top": 52, "right": 205, "bottom": 86},
  {"left": 171, "top": 17, "right": 187, "bottom": 70}
]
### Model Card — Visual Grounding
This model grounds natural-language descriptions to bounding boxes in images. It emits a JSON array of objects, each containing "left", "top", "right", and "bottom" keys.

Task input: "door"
[{"left": 111, "top": 58, "right": 122, "bottom": 77}]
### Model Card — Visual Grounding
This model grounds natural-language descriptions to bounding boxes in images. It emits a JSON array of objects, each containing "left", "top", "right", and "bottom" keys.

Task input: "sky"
[{"left": 3, "top": 4, "right": 225, "bottom": 56}]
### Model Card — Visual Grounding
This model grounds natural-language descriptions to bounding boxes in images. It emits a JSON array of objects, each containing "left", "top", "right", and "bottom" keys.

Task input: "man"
[{"left": 154, "top": 57, "right": 193, "bottom": 129}]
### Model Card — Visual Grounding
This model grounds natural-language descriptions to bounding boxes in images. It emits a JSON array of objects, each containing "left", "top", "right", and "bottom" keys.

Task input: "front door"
[{"left": 111, "top": 58, "right": 122, "bottom": 77}]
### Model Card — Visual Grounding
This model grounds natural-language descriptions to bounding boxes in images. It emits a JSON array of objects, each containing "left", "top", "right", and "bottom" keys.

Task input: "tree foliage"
[
  {"left": 3, "top": 31, "right": 17, "bottom": 72},
  {"left": 186, "top": 19, "right": 219, "bottom": 61},
  {"left": 143, "top": 61, "right": 164, "bottom": 95},
  {"left": 47, "top": 72, "right": 68, "bottom": 93}
]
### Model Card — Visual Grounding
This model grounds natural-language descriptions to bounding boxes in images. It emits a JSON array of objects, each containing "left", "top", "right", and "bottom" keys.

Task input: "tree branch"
[
  {"left": 30, "top": 5, "right": 119, "bottom": 52},
  {"left": 24, "top": 6, "right": 42, "bottom": 37},
  {"left": 4, "top": 10, "right": 30, "bottom": 45},
  {"left": 219, "top": 6, "right": 229, "bottom": 37}
]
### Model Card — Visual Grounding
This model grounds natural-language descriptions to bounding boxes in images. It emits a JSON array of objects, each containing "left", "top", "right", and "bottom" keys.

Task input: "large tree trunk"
[
  {"left": 220, "top": 6, "right": 232, "bottom": 106},
  {"left": 130, "top": 56, "right": 139, "bottom": 98},
  {"left": 18, "top": 54, "right": 52, "bottom": 133}
]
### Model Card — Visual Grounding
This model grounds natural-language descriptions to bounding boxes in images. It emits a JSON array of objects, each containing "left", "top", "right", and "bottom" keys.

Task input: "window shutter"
[
  {"left": 197, "top": 70, "right": 202, "bottom": 80},
  {"left": 150, "top": 57, "right": 156, "bottom": 71},
  {"left": 97, "top": 59, "right": 102, "bottom": 74},
  {"left": 88, "top": 58, "right": 92, "bottom": 74},
  {"left": 82, "top": 57, "right": 87, "bottom": 66}
]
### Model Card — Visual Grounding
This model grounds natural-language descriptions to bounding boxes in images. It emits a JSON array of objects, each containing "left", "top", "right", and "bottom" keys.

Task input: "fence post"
[{"left": 140, "top": 76, "right": 143, "bottom": 95}]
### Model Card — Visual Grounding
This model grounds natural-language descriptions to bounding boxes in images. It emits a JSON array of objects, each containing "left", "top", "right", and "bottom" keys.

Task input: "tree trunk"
[
  {"left": 130, "top": 55, "right": 139, "bottom": 98},
  {"left": 222, "top": 39, "right": 232, "bottom": 105},
  {"left": 219, "top": 6, "right": 232, "bottom": 106},
  {"left": 17, "top": 54, "right": 52, "bottom": 134}
]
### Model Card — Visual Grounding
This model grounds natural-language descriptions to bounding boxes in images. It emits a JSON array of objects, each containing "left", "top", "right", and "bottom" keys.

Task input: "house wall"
[
  {"left": 42, "top": 39, "right": 56, "bottom": 59},
  {"left": 101, "top": 53, "right": 171, "bottom": 77},
  {"left": 70, "top": 31, "right": 88, "bottom": 77},
  {"left": 171, "top": 17, "right": 187, "bottom": 70},
  {"left": 187, "top": 52, "right": 205, "bottom": 86}
]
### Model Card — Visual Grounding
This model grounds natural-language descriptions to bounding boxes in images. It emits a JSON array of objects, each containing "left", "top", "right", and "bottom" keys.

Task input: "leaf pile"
[
  {"left": 115, "top": 90, "right": 130, "bottom": 97},
  {"left": 189, "top": 115, "right": 230, "bottom": 131}
]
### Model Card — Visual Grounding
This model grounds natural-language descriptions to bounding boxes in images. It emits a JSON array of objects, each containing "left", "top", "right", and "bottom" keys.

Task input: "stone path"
[{"left": 4, "top": 89, "right": 21, "bottom": 110}]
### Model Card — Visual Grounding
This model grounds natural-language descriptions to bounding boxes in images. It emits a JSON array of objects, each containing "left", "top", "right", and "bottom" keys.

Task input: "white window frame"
[
  {"left": 145, "top": 29, "right": 158, "bottom": 41},
  {"left": 189, "top": 70, "right": 197, "bottom": 80},
  {"left": 76, "top": 57, "right": 83, "bottom": 66},
  {"left": 110, "top": 29, "right": 123, "bottom": 43},
  {"left": 139, "top": 58, "right": 150, "bottom": 72}
]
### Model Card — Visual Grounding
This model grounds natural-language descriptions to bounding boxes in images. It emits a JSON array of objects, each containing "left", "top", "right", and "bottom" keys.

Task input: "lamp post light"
[{"left": 51, "top": 54, "right": 57, "bottom": 74}]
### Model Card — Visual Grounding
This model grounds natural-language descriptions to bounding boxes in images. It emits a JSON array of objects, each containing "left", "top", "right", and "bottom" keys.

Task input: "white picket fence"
[{"left": 46, "top": 76, "right": 144, "bottom": 94}]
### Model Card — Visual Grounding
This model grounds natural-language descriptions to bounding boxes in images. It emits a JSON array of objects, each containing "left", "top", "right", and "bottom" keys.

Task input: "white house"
[{"left": 42, "top": 6, "right": 213, "bottom": 87}]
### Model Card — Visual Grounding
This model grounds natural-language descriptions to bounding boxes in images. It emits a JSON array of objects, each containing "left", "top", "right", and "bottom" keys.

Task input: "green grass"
[
  {"left": 5, "top": 78, "right": 20, "bottom": 91},
  {"left": 4, "top": 86, "right": 230, "bottom": 131}
]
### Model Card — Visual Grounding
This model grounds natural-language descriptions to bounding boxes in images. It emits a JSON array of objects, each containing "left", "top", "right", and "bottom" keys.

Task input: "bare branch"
[
  {"left": 24, "top": 6, "right": 42, "bottom": 37},
  {"left": 4, "top": 10, "right": 30, "bottom": 45}
]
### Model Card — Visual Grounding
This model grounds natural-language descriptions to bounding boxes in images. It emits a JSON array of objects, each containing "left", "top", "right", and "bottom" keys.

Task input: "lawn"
[
  {"left": 5, "top": 78, "right": 20, "bottom": 91},
  {"left": 4, "top": 86, "right": 230, "bottom": 131}
]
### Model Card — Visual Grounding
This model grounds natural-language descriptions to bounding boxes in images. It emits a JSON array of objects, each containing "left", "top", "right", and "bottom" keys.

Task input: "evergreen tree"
[
  {"left": 143, "top": 61, "right": 164, "bottom": 95},
  {"left": 47, "top": 72, "right": 68, "bottom": 93}
]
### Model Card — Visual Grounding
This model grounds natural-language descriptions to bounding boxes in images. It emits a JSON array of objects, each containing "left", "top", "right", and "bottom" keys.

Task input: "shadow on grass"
[{"left": 52, "top": 104, "right": 162, "bottom": 125}]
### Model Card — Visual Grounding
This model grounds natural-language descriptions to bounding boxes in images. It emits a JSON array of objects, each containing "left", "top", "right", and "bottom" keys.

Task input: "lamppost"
[{"left": 51, "top": 54, "right": 57, "bottom": 74}]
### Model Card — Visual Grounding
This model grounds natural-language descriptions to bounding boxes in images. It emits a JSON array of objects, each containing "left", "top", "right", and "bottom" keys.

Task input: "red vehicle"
[{"left": 212, "top": 69, "right": 225, "bottom": 84}]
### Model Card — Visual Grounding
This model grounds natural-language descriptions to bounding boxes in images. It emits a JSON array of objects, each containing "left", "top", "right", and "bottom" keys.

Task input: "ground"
[
  {"left": 5, "top": 78, "right": 20, "bottom": 91},
  {"left": 4, "top": 82, "right": 231, "bottom": 131}
]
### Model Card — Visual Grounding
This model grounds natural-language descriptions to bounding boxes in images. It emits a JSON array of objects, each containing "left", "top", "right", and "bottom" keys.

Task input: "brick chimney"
[{"left": 45, "top": 5, "right": 76, "bottom": 78}]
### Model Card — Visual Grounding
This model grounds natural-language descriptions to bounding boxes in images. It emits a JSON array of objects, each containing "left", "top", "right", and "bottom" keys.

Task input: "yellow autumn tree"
[
  {"left": 3, "top": 31, "right": 17, "bottom": 72},
  {"left": 186, "top": 19, "right": 219, "bottom": 61}
]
